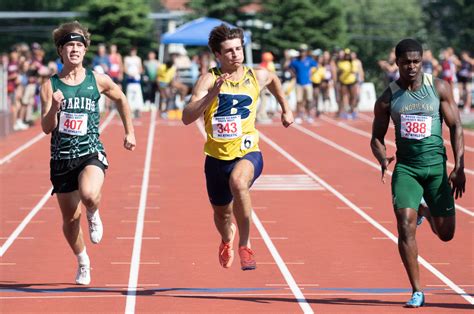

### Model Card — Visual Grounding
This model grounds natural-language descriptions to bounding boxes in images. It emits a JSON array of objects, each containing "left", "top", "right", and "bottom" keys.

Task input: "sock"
[
  {"left": 87, "top": 208, "right": 99, "bottom": 219},
  {"left": 76, "top": 247, "right": 90, "bottom": 266}
]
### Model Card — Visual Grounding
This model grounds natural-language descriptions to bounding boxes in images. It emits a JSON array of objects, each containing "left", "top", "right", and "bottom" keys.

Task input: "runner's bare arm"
[
  {"left": 95, "top": 72, "right": 136, "bottom": 151},
  {"left": 182, "top": 72, "right": 229, "bottom": 125},
  {"left": 370, "top": 88, "right": 394, "bottom": 183},
  {"left": 40, "top": 79, "right": 61, "bottom": 134},
  {"left": 436, "top": 78, "right": 465, "bottom": 198},
  {"left": 255, "top": 68, "right": 294, "bottom": 127}
]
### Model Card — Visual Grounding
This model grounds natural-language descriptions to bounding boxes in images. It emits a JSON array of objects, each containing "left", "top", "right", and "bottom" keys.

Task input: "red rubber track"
[{"left": 0, "top": 111, "right": 472, "bottom": 313}]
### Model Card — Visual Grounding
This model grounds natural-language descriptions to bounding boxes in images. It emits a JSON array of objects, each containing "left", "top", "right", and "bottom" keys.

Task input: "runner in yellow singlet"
[{"left": 182, "top": 24, "right": 293, "bottom": 271}]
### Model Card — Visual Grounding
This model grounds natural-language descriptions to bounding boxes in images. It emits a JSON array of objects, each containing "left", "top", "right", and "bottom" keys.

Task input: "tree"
[
  {"left": 259, "top": 0, "right": 346, "bottom": 55},
  {"left": 421, "top": 0, "right": 474, "bottom": 53},
  {"left": 0, "top": 0, "right": 84, "bottom": 54},
  {"left": 0, "top": 0, "right": 82, "bottom": 10},
  {"left": 186, "top": 0, "right": 251, "bottom": 24},
  {"left": 342, "top": 0, "right": 424, "bottom": 93},
  {"left": 77, "top": 0, "right": 154, "bottom": 56}
]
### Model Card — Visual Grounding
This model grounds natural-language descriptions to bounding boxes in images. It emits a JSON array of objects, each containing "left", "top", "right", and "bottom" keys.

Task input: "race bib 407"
[{"left": 59, "top": 112, "right": 88, "bottom": 136}]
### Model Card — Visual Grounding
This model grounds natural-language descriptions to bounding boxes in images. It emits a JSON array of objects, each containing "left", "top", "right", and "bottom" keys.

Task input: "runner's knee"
[
  {"left": 396, "top": 217, "right": 416, "bottom": 241},
  {"left": 436, "top": 227, "right": 454, "bottom": 242},
  {"left": 79, "top": 189, "right": 101, "bottom": 209},
  {"left": 62, "top": 211, "right": 81, "bottom": 225},
  {"left": 229, "top": 175, "right": 250, "bottom": 194}
]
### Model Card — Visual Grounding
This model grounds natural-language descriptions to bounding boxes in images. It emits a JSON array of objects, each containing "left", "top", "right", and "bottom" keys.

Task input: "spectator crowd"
[{"left": 1, "top": 40, "right": 473, "bottom": 133}]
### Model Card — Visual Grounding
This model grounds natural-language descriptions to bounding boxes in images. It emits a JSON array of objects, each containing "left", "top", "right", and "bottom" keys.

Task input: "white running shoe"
[
  {"left": 87, "top": 210, "right": 103, "bottom": 244},
  {"left": 13, "top": 120, "right": 28, "bottom": 131},
  {"left": 75, "top": 265, "right": 91, "bottom": 285}
]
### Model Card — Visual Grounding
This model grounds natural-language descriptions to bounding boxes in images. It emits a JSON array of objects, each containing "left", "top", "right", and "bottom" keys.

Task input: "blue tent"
[
  {"left": 159, "top": 17, "right": 253, "bottom": 65},
  {"left": 161, "top": 17, "right": 251, "bottom": 45}
]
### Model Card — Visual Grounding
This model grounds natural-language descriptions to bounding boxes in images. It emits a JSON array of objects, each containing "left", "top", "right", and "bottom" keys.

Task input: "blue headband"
[{"left": 58, "top": 32, "right": 87, "bottom": 47}]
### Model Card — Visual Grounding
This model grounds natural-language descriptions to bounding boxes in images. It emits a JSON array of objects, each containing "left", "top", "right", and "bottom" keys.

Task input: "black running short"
[{"left": 50, "top": 152, "right": 108, "bottom": 194}]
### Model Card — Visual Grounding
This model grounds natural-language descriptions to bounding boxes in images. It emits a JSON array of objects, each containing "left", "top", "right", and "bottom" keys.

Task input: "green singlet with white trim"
[
  {"left": 389, "top": 73, "right": 446, "bottom": 166},
  {"left": 50, "top": 69, "right": 104, "bottom": 160}
]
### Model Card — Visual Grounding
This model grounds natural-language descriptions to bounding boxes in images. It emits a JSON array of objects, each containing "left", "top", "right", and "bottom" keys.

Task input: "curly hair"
[
  {"left": 53, "top": 20, "right": 91, "bottom": 48},
  {"left": 208, "top": 24, "right": 244, "bottom": 55}
]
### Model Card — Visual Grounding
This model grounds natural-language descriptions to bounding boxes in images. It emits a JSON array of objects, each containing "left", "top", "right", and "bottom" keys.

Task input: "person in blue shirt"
[{"left": 289, "top": 44, "right": 317, "bottom": 123}]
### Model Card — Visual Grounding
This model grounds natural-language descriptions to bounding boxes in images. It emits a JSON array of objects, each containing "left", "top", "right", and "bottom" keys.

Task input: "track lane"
[
  {"left": 318, "top": 114, "right": 474, "bottom": 176},
  {"left": 257, "top": 122, "right": 473, "bottom": 310},
  {"left": 132, "top": 119, "right": 310, "bottom": 313},
  {"left": 1, "top": 111, "right": 472, "bottom": 313},
  {"left": 297, "top": 117, "right": 473, "bottom": 214},
  {"left": 0, "top": 112, "right": 149, "bottom": 312}
]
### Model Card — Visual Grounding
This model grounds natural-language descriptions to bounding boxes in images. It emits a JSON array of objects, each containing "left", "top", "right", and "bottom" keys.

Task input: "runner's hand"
[
  {"left": 281, "top": 111, "right": 294, "bottom": 127},
  {"left": 449, "top": 168, "right": 465, "bottom": 199},
  {"left": 124, "top": 133, "right": 136, "bottom": 151},
  {"left": 208, "top": 73, "right": 230, "bottom": 98},
  {"left": 381, "top": 156, "right": 394, "bottom": 184},
  {"left": 52, "top": 90, "right": 64, "bottom": 112}
]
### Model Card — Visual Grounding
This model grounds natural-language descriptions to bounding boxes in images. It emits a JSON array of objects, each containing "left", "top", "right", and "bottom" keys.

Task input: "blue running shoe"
[
  {"left": 416, "top": 215, "right": 425, "bottom": 226},
  {"left": 405, "top": 291, "right": 425, "bottom": 308}
]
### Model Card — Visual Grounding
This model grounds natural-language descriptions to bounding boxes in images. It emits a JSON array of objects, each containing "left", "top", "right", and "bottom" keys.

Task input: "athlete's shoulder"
[
  {"left": 375, "top": 86, "right": 392, "bottom": 110},
  {"left": 92, "top": 70, "right": 112, "bottom": 86},
  {"left": 433, "top": 76, "right": 452, "bottom": 99},
  {"left": 253, "top": 67, "right": 271, "bottom": 87}
]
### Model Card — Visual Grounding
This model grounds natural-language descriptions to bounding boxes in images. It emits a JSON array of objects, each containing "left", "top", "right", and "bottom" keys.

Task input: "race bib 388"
[{"left": 400, "top": 114, "right": 432, "bottom": 140}]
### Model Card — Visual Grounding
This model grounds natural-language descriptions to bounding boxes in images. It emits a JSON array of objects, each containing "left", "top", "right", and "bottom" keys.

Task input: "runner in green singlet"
[
  {"left": 40, "top": 21, "right": 136, "bottom": 285},
  {"left": 371, "top": 39, "right": 465, "bottom": 308}
]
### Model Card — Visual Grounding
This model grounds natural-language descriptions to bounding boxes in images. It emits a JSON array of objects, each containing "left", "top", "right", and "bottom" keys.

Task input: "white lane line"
[
  {"left": 125, "top": 109, "right": 157, "bottom": 314},
  {"left": 292, "top": 123, "right": 474, "bottom": 217},
  {"left": 320, "top": 115, "right": 474, "bottom": 175},
  {"left": 266, "top": 283, "right": 320, "bottom": 287},
  {"left": 0, "top": 190, "right": 52, "bottom": 257},
  {"left": 259, "top": 131, "right": 474, "bottom": 305},
  {"left": 0, "top": 111, "right": 116, "bottom": 257},
  {"left": 196, "top": 120, "right": 313, "bottom": 314},
  {"left": 0, "top": 133, "right": 46, "bottom": 165}
]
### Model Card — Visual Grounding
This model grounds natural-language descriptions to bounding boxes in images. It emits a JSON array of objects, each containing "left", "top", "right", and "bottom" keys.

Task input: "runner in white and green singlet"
[
  {"left": 371, "top": 38, "right": 465, "bottom": 308},
  {"left": 41, "top": 21, "right": 136, "bottom": 286}
]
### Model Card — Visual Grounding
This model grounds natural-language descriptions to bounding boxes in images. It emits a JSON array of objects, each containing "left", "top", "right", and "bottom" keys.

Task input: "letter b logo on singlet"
[
  {"left": 215, "top": 94, "right": 252, "bottom": 119},
  {"left": 211, "top": 94, "right": 252, "bottom": 140}
]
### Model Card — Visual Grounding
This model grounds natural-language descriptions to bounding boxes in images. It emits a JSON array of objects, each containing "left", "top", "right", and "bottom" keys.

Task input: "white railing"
[{"left": 0, "top": 65, "right": 7, "bottom": 112}]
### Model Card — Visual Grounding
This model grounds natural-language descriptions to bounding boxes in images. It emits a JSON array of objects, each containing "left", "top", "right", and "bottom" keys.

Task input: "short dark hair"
[
  {"left": 208, "top": 24, "right": 244, "bottom": 55},
  {"left": 395, "top": 38, "right": 423, "bottom": 59}
]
